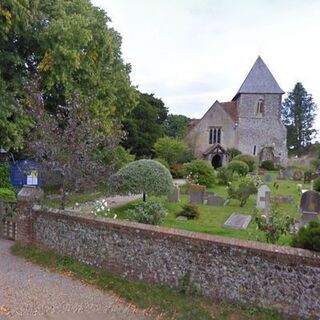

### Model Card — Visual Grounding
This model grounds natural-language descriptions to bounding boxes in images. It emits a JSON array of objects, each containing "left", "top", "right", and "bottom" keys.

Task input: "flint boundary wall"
[{"left": 16, "top": 187, "right": 320, "bottom": 319}]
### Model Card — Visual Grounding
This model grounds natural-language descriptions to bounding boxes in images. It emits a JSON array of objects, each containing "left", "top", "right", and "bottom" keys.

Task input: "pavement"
[{"left": 0, "top": 240, "right": 149, "bottom": 320}]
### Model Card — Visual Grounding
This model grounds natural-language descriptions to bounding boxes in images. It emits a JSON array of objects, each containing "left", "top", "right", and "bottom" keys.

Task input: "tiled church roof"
[
  {"left": 219, "top": 101, "right": 239, "bottom": 123},
  {"left": 232, "top": 56, "right": 284, "bottom": 100}
]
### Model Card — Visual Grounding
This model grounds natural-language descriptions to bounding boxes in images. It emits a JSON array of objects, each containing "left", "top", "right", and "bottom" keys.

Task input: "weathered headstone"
[
  {"left": 299, "top": 211, "right": 319, "bottom": 227},
  {"left": 277, "top": 170, "right": 285, "bottom": 180},
  {"left": 300, "top": 190, "right": 320, "bottom": 214},
  {"left": 207, "top": 194, "right": 226, "bottom": 206},
  {"left": 271, "top": 195, "right": 294, "bottom": 204},
  {"left": 167, "top": 185, "right": 180, "bottom": 203},
  {"left": 293, "top": 170, "right": 303, "bottom": 181},
  {"left": 263, "top": 174, "right": 272, "bottom": 183},
  {"left": 284, "top": 167, "right": 293, "bottom": 179},
  {"left": 189, "top": 184, "right": 205, "bottom": 205},
  {"left": 257, "top": 184, "right": 271, "bottom": 210},
  {"left": 223, "top": 213, "right": 251, "bottom": 229}
]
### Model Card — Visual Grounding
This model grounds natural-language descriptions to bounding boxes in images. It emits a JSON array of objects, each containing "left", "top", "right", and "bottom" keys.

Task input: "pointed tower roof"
[{"left": 233, "top": 56, "right": 284, "bottom": 100}]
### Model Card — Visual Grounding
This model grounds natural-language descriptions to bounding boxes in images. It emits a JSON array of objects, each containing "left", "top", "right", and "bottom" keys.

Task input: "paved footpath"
[{"left": 0, "top": 240, "right": 149, "bottom": 320}]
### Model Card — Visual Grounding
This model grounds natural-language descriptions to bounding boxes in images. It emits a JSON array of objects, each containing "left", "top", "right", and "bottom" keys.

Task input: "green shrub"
[
  {"left": 176, "top": 204, "right": 199, "bottom": 220},
  {"left": 154, "top": 158, "right": 170, "bottom": 169},
  {"left": 0, "top": 164, "right": 13, "bottom": 189},
  {"left": 183, "top": 160, "right": 215, "bottom": 187},
  {"left": 125, "top": 201, "right": 167, "bottom": 225},
  {"left": 260, "top": 160, "right": 274, "bottom": 171},
  {"left": 314, "top": 177, "right": 320, "bottom": 192},
  {"left": 227, "top": 160, "right": 249, "bottom": 176},
  {"left": 233, "top": 154, "right": 256, "bottom": 172},
  {"left": 170, "top": 163, "right": 184, "bottom": 178},
  {"left": 227, "top": 177, "right": 257, "bottom": 207},
  {"left": 0, "top": 188, "right": 16, "bottom": 201},
  {"left": 226, "top": 148, "right": 242, "bottom": 161},
  {"left": 216, "top": 166, "right": 233, "bottom": 185},
  {"left": 291, "top": 221, "right": 320, "bottom": 251},
  {"left": 111, "top": 159, "right": 174, "bottom": 201}
]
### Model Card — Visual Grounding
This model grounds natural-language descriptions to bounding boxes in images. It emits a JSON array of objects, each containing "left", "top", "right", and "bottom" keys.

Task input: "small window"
[
  {"left": 209, "top": 127, "right": 221, "bottom": 144},
  {"left": 253, "top": 145, "right": 257, "bottom": 156},
  {"left": 256, "top": 99, "right": 264, "bottom": 114}
]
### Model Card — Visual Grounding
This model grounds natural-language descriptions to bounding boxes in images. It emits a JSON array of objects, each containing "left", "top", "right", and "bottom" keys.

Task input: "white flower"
[{"left": 113, "top": 214, "right": 117, "bottom": 219}]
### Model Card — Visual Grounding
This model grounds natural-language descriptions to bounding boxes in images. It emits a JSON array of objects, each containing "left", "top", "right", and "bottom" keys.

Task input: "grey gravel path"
[{"left": 0, "top": 240, "right": 149, "bottom": 320}]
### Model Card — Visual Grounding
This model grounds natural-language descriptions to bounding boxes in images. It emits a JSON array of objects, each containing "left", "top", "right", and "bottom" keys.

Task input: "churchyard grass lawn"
[{"left": 113, "top": 171, "right": 309, "bottom": 244}]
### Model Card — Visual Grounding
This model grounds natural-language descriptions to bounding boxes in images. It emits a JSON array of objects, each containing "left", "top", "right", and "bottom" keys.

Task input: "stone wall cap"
[{"left": 17, "top": 186, "right": 44, "bottom": 202}]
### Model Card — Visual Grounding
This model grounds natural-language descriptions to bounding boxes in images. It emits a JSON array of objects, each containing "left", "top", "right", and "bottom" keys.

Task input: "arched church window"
[{"left": 256, "top": 99, "right": 264, "bottom": 114}]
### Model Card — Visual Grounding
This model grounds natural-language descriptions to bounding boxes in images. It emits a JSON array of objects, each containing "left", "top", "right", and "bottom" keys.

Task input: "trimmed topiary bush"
[
  {"left": 227, "top": 160, "right": 249, "bottom": 176},
  {"left": 0, "top": 188, "right": 16, "bottom": 201},
  {"left": 233, "top": 154, "right": 256, "bottom": 172},
  {"left": 291, "top": 221, "right": 320, "bottom": 252},
  {"left": 111, "top": 159, "right": 174, "bottom": 201},
  {"left": 183, "top": 160, "right": 215, "bottom": 187},
  {"left": 125, "top": 200, "right": 167, "bottom": 225},
  {"left": 260, "top": 160, "right": 274, "bottom": 171},
  {"left": 314, "top": 177, "right": 320, "bottom": 192},
  {"left": 226, "top": 148, "right": 242, "bottom": 161},
  {"left": 176, "top": 204, "right": 200, "bottom": 220}
]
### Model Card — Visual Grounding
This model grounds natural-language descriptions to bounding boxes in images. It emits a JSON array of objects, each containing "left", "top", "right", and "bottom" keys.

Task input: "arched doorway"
[{"left": 211, "top": 154, "right": 222, "bottom": 169}]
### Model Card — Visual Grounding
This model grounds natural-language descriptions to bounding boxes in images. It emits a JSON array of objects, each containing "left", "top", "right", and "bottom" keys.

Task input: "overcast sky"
[{"left": 91, "top": 0, "right": 320, "bottom": 133}]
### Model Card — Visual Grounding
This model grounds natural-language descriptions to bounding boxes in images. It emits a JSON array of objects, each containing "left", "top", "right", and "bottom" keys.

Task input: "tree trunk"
[{"left": 143, "top": 192, "right": 146, "bottom": 202}]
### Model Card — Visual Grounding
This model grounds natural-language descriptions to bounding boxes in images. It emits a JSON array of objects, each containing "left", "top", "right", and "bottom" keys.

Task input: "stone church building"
[{"left": 187, "top": 57, "right": 287, "bottom": 168}]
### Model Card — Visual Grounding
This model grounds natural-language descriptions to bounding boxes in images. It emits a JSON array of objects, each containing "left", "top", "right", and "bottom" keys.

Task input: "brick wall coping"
[{"left": 33, "top": 205, "right": 320, "bottom": 267}]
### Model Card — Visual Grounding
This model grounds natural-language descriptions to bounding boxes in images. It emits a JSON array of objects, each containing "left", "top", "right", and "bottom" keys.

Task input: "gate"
[{"left": 0, "top": 200, "right": 17, "bottom": 240}]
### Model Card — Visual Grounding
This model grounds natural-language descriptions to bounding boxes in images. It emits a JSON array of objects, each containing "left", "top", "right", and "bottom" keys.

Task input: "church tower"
[{"left": 232, "top": 57, "right": 287, "bottom": 164}]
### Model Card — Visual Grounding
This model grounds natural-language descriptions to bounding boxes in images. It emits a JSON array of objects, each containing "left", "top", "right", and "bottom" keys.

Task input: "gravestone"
[
  {"left": 176, "top": 216, "right": 188, "bottom": 221},
  {"left": 207, "top": 194, "right": 226, "bottom": 206},
  {"left": 223, "top": 213, "right": 251, "bottom": 229},
  {"left": 189, "top": 184, "right": 205, "bottom": 204},
  {"left": 299, "top": 211, "right": 319, "bottom": 227},
  {"left": 263, "top": 174, "right": 272, "bottom": 183},
  {"left": 271, "top": 195, "right": 294, "bottom": 204},
  {"left": 167, "top": 185, "right": 180, "bottom": 203},
  {"left": 300, "top": 190, "right": 320, "bottom": 214},
  {"left": 284, "top": 167, "right": 293, "bottom": 179},
  {"left": 257, "top": 184, "right": 271, "bottom": 210},
  {"left": 277, "top": 170, "right": 285, "bottom": 180},
  {"left": 293, "top": 170, "right": 303, "bottom": 181}
]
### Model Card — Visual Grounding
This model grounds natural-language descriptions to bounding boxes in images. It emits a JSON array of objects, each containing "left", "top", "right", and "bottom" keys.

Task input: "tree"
[
  {"left": 0, "top": 0, "right": 137, "bottom": 150},
  {"left": 111, "top": 159, "right": 174, "bottom": 201},
  {"left": 26, "top": 94, "right": 121, "bottom": 209},
  {"left": 122, "top": 92, "right": 168, "bottom": 157},
  {"left": 154, "top": 137, "right": 188, "bottom": 166},
  {"left": 164, "top": 114, "right": 190, "bottom": 138},
  {"left": 282, "top": 82, "right": 317, "bottom": 155}
]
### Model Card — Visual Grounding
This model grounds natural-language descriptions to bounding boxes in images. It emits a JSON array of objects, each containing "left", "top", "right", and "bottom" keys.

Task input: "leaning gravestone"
[
  {"left": 298, "top": 190, "right": 320, "bottom": 228},
  {"left": 223, "top": 213, "right": 252, "bottom": 229},
  {"left": 293, "top": 170, "right": 303, "bottom": 181},
  {"left": 263, "top": 174, "right": 272, "bottom": 184},
  {"left": 257, "top": 184, "right": 271, "bottom": 210},
  {"left": 207, "top": 194, "right": 226, "bottom": 206},
  {"left": 167, "top": 185, "right": 180, "bottom": 203},
  {"left": 189, "top": 184, "right": 205, "bottom": 204}
]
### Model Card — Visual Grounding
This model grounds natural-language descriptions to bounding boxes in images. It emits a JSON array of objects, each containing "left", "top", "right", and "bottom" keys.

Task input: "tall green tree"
[
  {"left": 123, "top": 92, "right": 168, "bottom": 157},
  {"left": 282, "top": 82, "right": 317, "bottom": 155},
  {"left": 0, "top": 0, "right": 137, "bottom": 150},
  {"left": 164, "top": 114, "right": 190, "bottom": 138}
]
